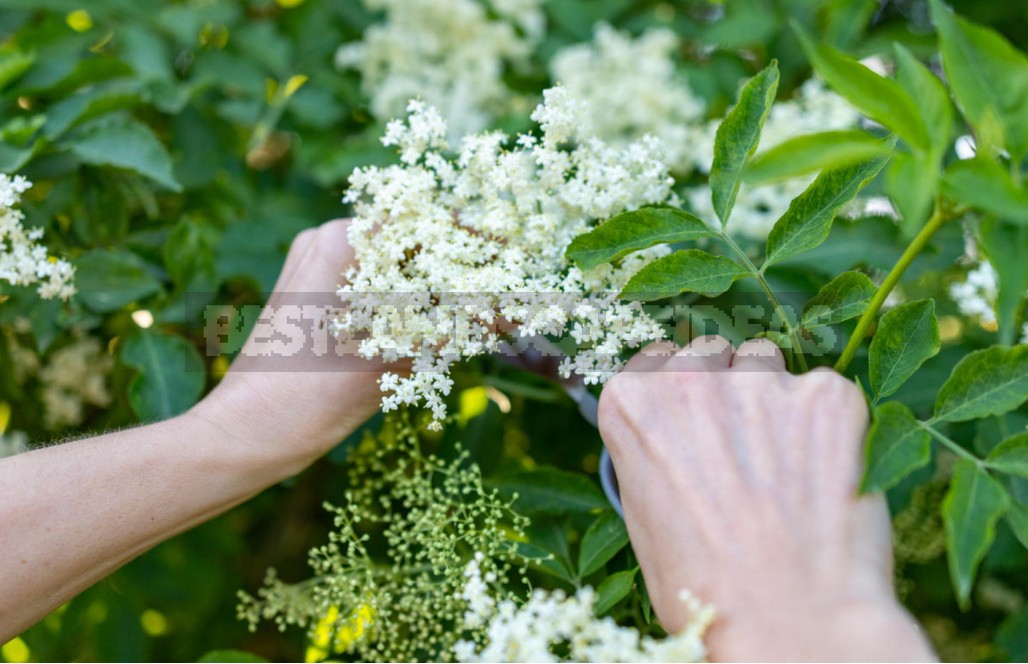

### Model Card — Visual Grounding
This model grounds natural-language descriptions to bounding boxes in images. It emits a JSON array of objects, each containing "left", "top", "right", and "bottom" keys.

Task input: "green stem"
[
  {"left": 834, "top": 205, "right": 948, "bottom": 374},
  {"left": 721, "top": 233, "right": 808, "bottom": 372},
  {"left": 921, "top": 421, "right": 981, "bottom": 465}
]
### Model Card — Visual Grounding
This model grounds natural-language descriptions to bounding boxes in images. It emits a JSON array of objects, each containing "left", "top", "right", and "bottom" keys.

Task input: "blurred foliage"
[{"left": 0, "top": 0, "right": 1026, "bottom": 662}]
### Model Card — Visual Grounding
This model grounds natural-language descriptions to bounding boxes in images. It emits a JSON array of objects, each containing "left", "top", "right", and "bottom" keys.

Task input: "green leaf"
[
  {"left": 793, "top": 23, "right": 929, "bottom": 150},
  {"left": 44, "top": 82, "right": 146, "bottom": 139},
  {"left": 1007, "top": 502, "right": 1028, "bottom": 550},
  {"left": 986, "top": 433, "right": 1028, "bottom": 479},
  {"left": 764, "top": 153, "right": 890, "bottom": 266},
  {"left": 744, "top": 130, "right": 892, "bottom": 185},
  {"left": 75, "top": 249, "right": 162, "bottom": 313},
  {"left": 802, "top": 270, "right": 877, "bottom": 328},
  {"left": 709, "top": 61, "right": 779, "bottom": 226},
  {"left": 861, "top": 401, "right": 932, "bottom": 493},
  {"left": 164, "top": 219, "right": 217, "bottom": 288},
  {"left": 491, "top": 468, "right": 608, "bottom": 515},
  {"left": 934, "top": 345, "right": 1028, "bottom": 423},
  {"left": 942, "top": 158, "right": 1028, "bottom": 226},
  {"left": 620, "top": 249, "right": 749, "bottom": 302},
  {"left": 121, "top": 332, "right": 206, "bottom": 421},
  {"left": 885, "top": 152, "right": 937, "bottom": 238},
  {"left": 197, "top": 650, "right": 268, "bottom": 663},
  {"left": 894, "top": 44, "right": 954, "bottom": 152},
  {"left": 518, "top": 542, "right": 576, "bottom": 582},
  {"left": 929, "top": 0, "right": 1028, "bottom": 158},
  {"left": 0, "top": 47, "right": 35, "bottom": 91},
  {"left": 577, "top": 511, "right": 630, "bottom": 577},
  {"left": 869, "top": 299, "right": 940, "bottom": 400},
  {"left": 942, "top": 459, "right": 1010, "bottom": 609},
  {"left": 69, "top": 119, "right": 182, "bottom": 191},
  {"left": 566, "top": 206, "right": 716, "bottom": 271},
  {"left": 979, "top": 219, "right": 1028, "bottom": 345},
  {"left": 595, "top": 568, "right": 638, "bottom": 615}
]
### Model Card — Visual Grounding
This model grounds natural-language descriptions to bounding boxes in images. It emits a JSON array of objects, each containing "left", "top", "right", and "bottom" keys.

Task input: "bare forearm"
[{"left": 0, "top": 411, "right": 289, "bottom": 640}]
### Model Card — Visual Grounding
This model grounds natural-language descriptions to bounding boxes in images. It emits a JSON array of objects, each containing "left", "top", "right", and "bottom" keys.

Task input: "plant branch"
[
  {"left": 834, "top": 205, "right": 949, "bottom": 374},
  {"left": 721, "top": 233, "right": 808, "bottom": 372},
  {"left": 920, "top": 421, "right": 981, "bottom": 465}
]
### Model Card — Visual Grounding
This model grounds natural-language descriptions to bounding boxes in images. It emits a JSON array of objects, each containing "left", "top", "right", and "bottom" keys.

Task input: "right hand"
[{"left": 597, "top": 336, "right": 935, "bottom": 661}]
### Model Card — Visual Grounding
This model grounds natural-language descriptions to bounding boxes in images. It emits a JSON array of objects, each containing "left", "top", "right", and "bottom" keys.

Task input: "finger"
[
  {"left": 731, "top": 337, "right": 786, "bottom": 372},
  {"left": 272, "top": 227, "right": 317, "bottom": 293},
  {"left": 284, "top": 219, "right": 355, "bottom": 294},
  {"left": 622, "top": 341, "right": 680, "bottom": 373},
  {"left": 666, "top": 334, "right": 733, "bottom": 372}
]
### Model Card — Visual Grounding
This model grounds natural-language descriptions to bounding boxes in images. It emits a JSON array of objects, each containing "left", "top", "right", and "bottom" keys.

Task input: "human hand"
[
  {"left": 192, "top": 219, "right": 390, "bottom": 477},
  {"left": 597, "top": 336, "right": 935, "bottom": 661}
]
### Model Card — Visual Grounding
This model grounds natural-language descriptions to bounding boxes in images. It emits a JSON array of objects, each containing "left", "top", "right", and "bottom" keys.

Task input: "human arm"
[
  {"left": 0, "top": 220, "right": 383, "bottom": 641},
  {"left": 597, "top": 336, "right": 937, "bottom": 661}
]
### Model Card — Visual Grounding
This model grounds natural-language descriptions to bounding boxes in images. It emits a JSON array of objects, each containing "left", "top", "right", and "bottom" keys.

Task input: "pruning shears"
[{"left": 498, "top": 337, "right": 624, "bottom": 517}]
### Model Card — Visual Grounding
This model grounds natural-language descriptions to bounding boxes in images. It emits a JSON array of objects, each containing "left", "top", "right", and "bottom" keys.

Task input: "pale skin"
[{"left": 0, "top": 219, "right": 935, "bottom": 660}]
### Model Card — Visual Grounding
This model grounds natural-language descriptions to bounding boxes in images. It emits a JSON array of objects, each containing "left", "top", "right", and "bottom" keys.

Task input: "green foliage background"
[{"left": 1, "top": 0, "right": 1026, "bottom": 661}]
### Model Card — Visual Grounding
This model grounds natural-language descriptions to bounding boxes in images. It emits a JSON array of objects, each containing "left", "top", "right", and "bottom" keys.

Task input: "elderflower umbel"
[
  {"left": 239, "top": 412, "right": 528, "bottom": 662},
  {"left": 38, "top": 335, "right": 113, "bottom": 430},
  {"left": 687, "top": 80, "right": 861, "bottom": 238},
  {"left": 336, "top": 88, "right": 672, "bottom": 429},
  {"left": 455, "top": 556, "right": 715, "bottom": 663},
  {"left": 550, "top": 24, "right": 706, "bottom": 174},
  {"left": 0, "top": 174, "right": 75, "bottom": 300},
  {"left": 335, "top": 0, "right": 543, "bottom": 140}
]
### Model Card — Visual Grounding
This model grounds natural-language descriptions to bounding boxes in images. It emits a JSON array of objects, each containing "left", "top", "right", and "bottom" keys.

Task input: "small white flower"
[{"left": 0, "top": 173, "right": 76, "bottom": 300}]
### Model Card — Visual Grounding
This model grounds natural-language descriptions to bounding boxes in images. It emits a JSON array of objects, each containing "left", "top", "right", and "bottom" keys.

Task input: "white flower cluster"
[
  {"left": 335, "top": 88, "right": 672, "bottom": 428},
  {"left": 550, "top": 24, "right": 706, "bottom": 173},
  {"left": 949, "top": 260, "right": 999, "bottom": 325},
  {"left": 687, "top": 80, "right": 861, "bottom": 238},
  {"left": 455, "top": 555, "right": 714, "bottom": 662},
  {"left": 336, "top": 0, "right": 544, "bottom": 140},
  {"left": 0, "top": 430, "right": 28, "bottom": 458},
  {"left": 0, "top": 174, "right": 75, "bottom": 300},
  {"left": 38, "top": 336, "right": 113, "bottom": 430}
]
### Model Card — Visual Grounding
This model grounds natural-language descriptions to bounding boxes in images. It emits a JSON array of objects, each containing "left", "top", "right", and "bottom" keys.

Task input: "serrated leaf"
[
  {"left": 885, "top": 152, "right": 937, "bottom": 238},
  {"left": 121, "top": 332, "right": 206, "bottom": 421},
  {"left": 802, "top": 270, "right": 877, "bottom": 328},
  {"left": 942, "top": 459, "right": 1010, "bottom": 609},
  {"left": 929, "top": 0, "right": 1028, "bottom": 159},
  {"left": 869, "top": 299, "right": 940, "bottom": 400},
  {"left": 595, "top": 568, "right": 638, "bottom": 615},
  {"left": 566, "top": 206, "right": 715, "bottom": 271},
  {"left": 75, "top": 249, "right": 162, "bottom": 313},
  {"left": 942, "top": 158, "right": 1028, "bottom": 226},
  {"left": 986, "top": 433, "right": 1028, "bottom": 479},
  {"left": 934, "top": 345, "right": 1028, "bottom": 423},
  {"left": 577, "top": 511, "right": 630, "bottom": 577},
  {"left": 764, "top": 153, "right": 890, "bottom": 266},
  {"left": 793, "top": 22, "right": 929, "bottom": 150},
  {"left": 620, "top": 249, "right": 749, "bottom": 302},
  {"left": 979, "top": 219, "right": 1028, "bottom": 345},
  {"left": 862, "top": 401, "right": 932, "bottom": 493},
  {"left": 69, "top": 118, "right": 182, "bottom": 191},
  {"left": 1008, "top": 502, "right": 1028, "bottom": 549},
  {"left": 894, "top": 44, "right": 954, "bottom": 152},
  {"left": 744, "top": 130, "right": 892, "bottom": 185},
  {"left": 710, "top": 61, "right": 779, "bottom": 226},
  {"left": 491, "top": 469, "right": 608, "bottom": 515}
]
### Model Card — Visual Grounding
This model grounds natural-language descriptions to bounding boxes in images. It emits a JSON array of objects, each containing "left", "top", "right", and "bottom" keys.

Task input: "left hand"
[{"left": 192, "top": 219, "right": 389, "bottom": 475}]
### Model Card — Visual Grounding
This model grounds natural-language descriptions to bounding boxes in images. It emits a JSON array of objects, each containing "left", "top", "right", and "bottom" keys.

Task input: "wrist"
[{"left": 704, "top": 595, "right": 935, "bottom": 662}]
